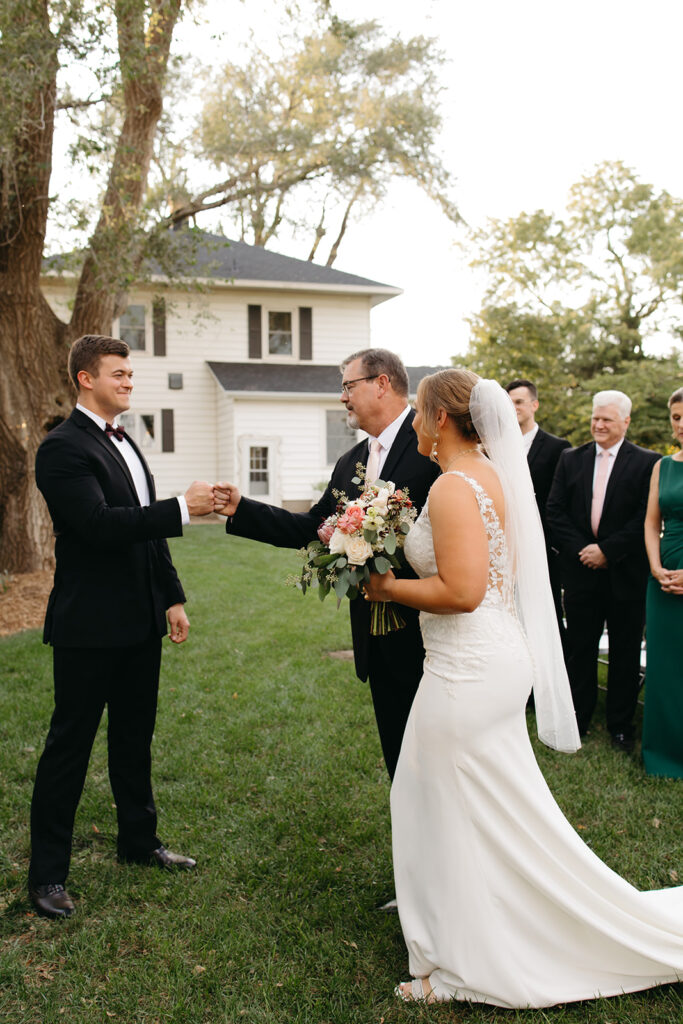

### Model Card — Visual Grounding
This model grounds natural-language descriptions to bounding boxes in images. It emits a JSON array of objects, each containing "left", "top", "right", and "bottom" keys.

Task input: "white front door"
[{"left": 239, "top": 436, "right": 280, "bottom": 505}]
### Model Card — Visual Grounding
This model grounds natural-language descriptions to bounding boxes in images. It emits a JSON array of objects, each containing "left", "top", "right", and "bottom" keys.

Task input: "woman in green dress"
[{"left": 643, "top": 387, "right": 683, "bottom": 778}]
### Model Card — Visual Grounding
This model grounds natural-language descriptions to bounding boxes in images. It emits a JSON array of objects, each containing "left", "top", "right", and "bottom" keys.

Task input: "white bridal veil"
[{"left": 469, "top": 378, "right": 581, "bottom": 753}]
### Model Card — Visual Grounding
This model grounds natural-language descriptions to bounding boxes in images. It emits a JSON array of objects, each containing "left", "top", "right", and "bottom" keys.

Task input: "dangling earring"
[{"left": 431, "top": 436, "right": 439, "bottom": 461}]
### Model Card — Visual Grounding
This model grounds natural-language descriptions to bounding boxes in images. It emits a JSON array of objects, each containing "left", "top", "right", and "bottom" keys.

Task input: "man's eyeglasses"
[{"left": 340, "top": 375, "right": 378, "bottom": 395}]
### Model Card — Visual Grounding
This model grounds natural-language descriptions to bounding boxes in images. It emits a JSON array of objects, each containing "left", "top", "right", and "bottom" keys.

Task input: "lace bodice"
[
  {"left": 405, "top": 471, "right": 513, "bottom": 610},
  {"left": 404, "top": 471, "right": 523, "bottom": 688}
]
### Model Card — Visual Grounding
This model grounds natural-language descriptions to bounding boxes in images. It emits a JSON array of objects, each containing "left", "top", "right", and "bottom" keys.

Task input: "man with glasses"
[{"left": 215, "top": 349, "right": 439, "bottom": 789}]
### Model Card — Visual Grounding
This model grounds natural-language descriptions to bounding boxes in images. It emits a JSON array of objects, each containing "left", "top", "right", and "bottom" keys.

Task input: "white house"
[{"left": 42, "top": 232, "right": 437, "bottom": 510}]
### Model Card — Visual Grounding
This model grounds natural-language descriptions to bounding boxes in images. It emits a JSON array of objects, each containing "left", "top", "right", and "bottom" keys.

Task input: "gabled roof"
[
  {"left": 169, "top": 231, "right": 395, "bottom": 289},
  {"left": 43, "top": 230, "right": 401, "bottom": 306},
  {"left": 207, "top": 362, "right": 445, "bottom": 397}
]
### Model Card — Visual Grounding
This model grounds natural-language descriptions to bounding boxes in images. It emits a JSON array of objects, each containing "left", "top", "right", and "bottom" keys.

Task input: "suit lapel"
[
  {"left": 582, "top": 443, "right": 596, "bottom": 526},
  {"left": 600, "top": 440, "right": 632, "bottom": 518},
  {"left": 380, "top": 409, "right": 416, "bottom": 483},
  {"left": 71, "top": 408, "right": 141, "bottom": 504},
  {"left": 123, "top": 430, "right": 156, "bottom": 501},
  {"left": 527, "top": 428, "right": 544, "bottom": 468}
]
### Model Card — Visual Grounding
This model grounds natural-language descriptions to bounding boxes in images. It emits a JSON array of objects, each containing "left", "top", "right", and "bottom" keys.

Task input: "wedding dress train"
[{"left": 391, "top": 471, "right": 683, "bottom": 1007}]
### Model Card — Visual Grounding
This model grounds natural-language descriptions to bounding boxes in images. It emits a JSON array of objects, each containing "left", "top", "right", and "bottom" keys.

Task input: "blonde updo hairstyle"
[{"left": 417, "top": 368, "right": 481, "bottom": 462}]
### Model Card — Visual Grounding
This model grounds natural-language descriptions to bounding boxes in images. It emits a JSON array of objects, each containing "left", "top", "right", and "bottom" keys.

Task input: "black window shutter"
[
  {"left": 299, "top": 306, "right": 312, "bottom": 360},
  {"left": 153, "top": 297, "right": 166, "bottom": 356},
  {"left": 161, "top": 409, "right": 174, "bottom": 452},
  {"left": 248, "top": 304, "right": 262, "bottom": 358}
]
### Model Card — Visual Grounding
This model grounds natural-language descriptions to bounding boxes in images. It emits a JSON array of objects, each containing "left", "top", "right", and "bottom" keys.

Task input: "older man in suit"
[
  {"left": 546, "top": 390, "right": 660, "bottom": 752},
  {"left": 214, "top": 349, "right": 440, "bottom": 781},
  {"left": 505, "top": 379, "right": 570, "bottom": 638},
  {"left": 29, "top": 334, "right": 214, "bottom": 918}
]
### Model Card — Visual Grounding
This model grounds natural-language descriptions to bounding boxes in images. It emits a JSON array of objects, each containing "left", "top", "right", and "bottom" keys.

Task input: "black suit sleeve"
[
  {"left": 546, "top": 450, "right": 590, "bottom": 556},
  {"left": 36, "top": 432, "right": 183, "bottom": 548},
  {"left": 598, "top": 451, "right": 661, "bottom": 565},
  {"left": 226, "top": 453, "right": 356, "bottom": 549}
]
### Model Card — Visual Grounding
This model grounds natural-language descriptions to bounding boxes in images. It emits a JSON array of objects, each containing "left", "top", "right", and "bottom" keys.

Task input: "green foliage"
[
  {"left": 166, "top": 17, "right": 456, "bottom": 260},
  {"left": 465, "top": 162, "right": 683, "bottom": 448},
  {"left": 1, "top": 527, "right": 681, "bottom": 1022}
]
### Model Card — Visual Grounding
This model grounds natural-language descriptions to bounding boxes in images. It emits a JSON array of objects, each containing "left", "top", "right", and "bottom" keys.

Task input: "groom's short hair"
[
  {"left": 68, "top": 334, "right": 130, "bottom": 390},
  {"left": 341, "top": 348, "right": 410, "bottom": 398}
]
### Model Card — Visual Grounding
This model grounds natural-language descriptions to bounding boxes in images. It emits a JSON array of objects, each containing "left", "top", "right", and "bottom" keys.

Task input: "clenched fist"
[
  {"left": 184, "top": 480, "right": 214, "bottom": 516},
  {"left": 213, "top": 482, "right": 241, "bottom": 517}
]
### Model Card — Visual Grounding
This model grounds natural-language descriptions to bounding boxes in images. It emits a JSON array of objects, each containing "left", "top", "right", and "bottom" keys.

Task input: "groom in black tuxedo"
[
  {"left": 29, "top": 334, "right": 214, "bottom": 918},
  {"left": 215, "top": 349, "right": 440, "bottom": 780}
]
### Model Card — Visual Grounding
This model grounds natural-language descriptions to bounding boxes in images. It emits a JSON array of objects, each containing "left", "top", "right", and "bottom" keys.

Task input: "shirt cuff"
[{"left": 177, "top": 495, "right": 190, "bottom": 525}]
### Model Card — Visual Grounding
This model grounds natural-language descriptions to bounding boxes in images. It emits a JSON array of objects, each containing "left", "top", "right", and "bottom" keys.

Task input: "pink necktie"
[
  {"left": 366, "top": 438, "right": 382, "bottom": 484},
  {"left": 591, "top": 450, "right": 609, "bottom": 536}
]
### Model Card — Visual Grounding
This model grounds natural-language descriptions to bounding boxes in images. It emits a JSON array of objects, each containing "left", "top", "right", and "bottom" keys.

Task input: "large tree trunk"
[
  {"left": 0, "top": 0, "right": 182, "bottom": 573},
  {"left": 0, "top": 0, "right": 69, "bottom": 572}
]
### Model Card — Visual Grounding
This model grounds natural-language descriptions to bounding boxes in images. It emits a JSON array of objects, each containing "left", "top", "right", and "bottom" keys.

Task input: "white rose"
[
  {"left": 371, "top": 487, "right": 393, "bottom": 515},
  {"left": 344, "top": 535, "right": 374, "bottom": 565},
  {"left": 328, "top": 528, "right": 347, "bottom": 556}
]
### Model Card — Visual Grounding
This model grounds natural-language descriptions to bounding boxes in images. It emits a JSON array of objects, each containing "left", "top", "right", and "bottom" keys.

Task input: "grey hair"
[
  {"left": 340, "top": 348, "right": 409, "bottom": 398},
  {"left": 668, "top": 388, "right": 683, "bottom": 409},
  {"left": 592, "top": 390, "right": 632, "bottom": 418}
]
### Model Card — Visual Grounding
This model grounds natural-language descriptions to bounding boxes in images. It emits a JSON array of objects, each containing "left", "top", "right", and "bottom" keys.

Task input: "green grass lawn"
[{"left": 0, "top": 525, "right": 681, "bottom": 1024}]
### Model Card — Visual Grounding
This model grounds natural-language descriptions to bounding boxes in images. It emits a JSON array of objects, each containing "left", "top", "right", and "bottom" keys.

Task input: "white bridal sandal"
[{"left": 394, "top": 977, "right": 437, "bottom": 1003}]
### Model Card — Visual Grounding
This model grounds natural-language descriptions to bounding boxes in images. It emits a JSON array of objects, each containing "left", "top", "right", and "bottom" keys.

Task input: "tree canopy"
[
  {"left": 465, "top": 162, "right": 683, "bottom": 447},
  {"left": 157, "top": 17, "right": 457, "bottom": 264}
]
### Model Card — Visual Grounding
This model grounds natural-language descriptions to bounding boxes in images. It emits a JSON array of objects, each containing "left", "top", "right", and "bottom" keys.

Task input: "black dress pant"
[
  {"left": 563, "top": 576, "right": 645, "bottom": 738},
  {"left": 29, "top": 634, "right": 162, "bottom": 884},
  {"left": 367, "top": 625, "right": 425, "bottom": 780}
]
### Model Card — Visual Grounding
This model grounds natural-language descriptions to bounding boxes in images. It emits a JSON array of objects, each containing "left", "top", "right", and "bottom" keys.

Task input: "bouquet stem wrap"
[{"left": 370, "top": 600, "right": 406, "bottom": 635}]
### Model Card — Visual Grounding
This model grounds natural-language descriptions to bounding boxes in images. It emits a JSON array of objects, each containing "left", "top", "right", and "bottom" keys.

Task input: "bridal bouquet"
[{"left": 290, "top": 465, "right": 417, "bottom": 635}]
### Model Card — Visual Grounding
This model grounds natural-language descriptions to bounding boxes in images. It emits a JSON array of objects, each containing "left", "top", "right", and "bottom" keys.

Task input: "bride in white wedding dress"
[{"left": 364, "top": 369, "right": 683, "bottom": 1007}]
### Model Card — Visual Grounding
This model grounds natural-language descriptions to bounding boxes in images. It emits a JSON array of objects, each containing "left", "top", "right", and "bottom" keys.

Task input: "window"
[
  {"left": 119, "top": 304, "right": 146, "bottom": 351},
  {"left": 247, "top": 305, "right": 312, "bottom": 360},
  {"left": 249, "top": 446, "right": 269, "bottom": 494},
  {"left": 326, "top": 410, "right": 357, "bottom": 464},
  {"left": 268, "top": 311, "right": 292, "bottom": 355},
  {"left": 119, "top": 411, "right": 160, "bottom": 452}
]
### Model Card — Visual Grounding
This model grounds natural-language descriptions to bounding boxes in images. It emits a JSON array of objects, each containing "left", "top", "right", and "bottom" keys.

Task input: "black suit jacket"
[
  {"left": 227, "top": 409, "right": 440, "bottom": 680},
  {"left": 527, "top": 428, "right": 571, "bottom": 536},
  {"left": 36, "top": 408, "right": 186, "bottom": 648},
  {"left": 546, "top": 439, "right": 660, "bottom": 599}
]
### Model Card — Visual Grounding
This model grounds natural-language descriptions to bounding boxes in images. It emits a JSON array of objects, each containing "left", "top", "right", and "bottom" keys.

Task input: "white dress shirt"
[
  {"left": 76, "top": 404, "right": 189, "bottom": 523},
  {"left": 366, "top": 405, "right": 412, "bottom": 478},
  {"left": 592, "top": 437, "right": 625, "bottom": 492},
  {"left": 521, "top": 422, "right": 539, "bottom": 455}
]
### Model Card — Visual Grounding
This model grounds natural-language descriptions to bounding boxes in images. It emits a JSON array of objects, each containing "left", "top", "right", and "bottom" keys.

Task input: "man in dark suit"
[
  {"left": 29, "top": 334, "right": 214, "bottom": 919},
  {"left": 214, "top": 349, "right": 440, "bottom": 781},
  {"left": 546, "top": 390, "right": 660, "bottom": 752},
  {"left": 505, "top": 379, "right": 570, "bottom": 637}
]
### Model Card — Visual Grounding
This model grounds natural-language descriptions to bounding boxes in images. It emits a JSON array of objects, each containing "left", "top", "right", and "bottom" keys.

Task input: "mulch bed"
[{"left": 0, "top": 571, "right": 52, "bottom": 636}]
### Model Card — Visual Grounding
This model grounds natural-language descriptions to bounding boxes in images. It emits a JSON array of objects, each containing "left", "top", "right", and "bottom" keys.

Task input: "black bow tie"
[{"left": 105, "top": 422, "right": 125, "bottom": 441}]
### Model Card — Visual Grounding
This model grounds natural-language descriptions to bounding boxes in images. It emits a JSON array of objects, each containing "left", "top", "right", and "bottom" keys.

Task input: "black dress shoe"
[
  {"left": 119, "top": 844, "right": 196, "bottom": 870},
  {"left": 29, "top": 883, "right": 75, "bottom": 919},
  {"left": 610, "top": 732, "right": 635, "bottom": 754}
]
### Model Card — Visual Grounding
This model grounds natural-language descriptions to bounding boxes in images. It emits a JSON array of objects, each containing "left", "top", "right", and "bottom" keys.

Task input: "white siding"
[{"left": 40, "top": 278, "right": 377, "bottom": 502}]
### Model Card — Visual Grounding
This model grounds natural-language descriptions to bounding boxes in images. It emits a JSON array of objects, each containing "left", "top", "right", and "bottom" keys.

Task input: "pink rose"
[
  {"left": 337, "top": 505, "right": 364, "bottom": 534},
  {"left": 317, "top": 517, "right": 336, "bottom": 545}
]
